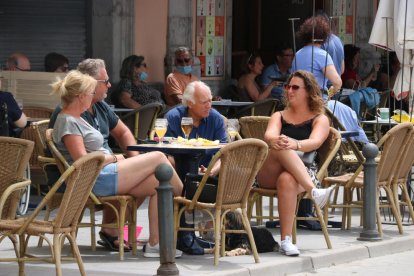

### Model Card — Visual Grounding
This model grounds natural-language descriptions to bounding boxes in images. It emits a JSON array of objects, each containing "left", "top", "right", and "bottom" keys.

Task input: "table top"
[
  {"left": 127, "top": 143, "right": 224, "bottom": 155},
  {"left": 212, "top": 101, "right": 253, "bottom": 107},
  {"left": 360, "top": 118, "right": 398, "bottom": 125},
  {"left": 339, "top": 130, "right": 360, "bottom": 139},
  {"left": 111, "top": 107, "right": 134, "bottom": 113}
]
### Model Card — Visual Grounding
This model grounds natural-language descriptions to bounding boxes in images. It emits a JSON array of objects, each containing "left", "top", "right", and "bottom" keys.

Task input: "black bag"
[
  {"left": 295, "top": 150, "right": 317, "bottom": 168},
  {"left": 0, "top": 102, "right": 9, "bottom": 137},
  {"left": 184, "top": 174, "right": 218, "bottom": 203}
]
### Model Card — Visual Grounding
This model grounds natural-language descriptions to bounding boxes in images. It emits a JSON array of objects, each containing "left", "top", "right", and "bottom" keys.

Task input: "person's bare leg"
[{"left": 277, "top": 172, "right": 305, "bottom": 239}]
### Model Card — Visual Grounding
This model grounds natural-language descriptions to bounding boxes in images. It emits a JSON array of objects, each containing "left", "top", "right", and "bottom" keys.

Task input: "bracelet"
[
  {"left": 296, "top": 140, "right": 302, "bottom": 150},
  {"left": 112, "top": 154, "right": 118, "bottom": 163}
]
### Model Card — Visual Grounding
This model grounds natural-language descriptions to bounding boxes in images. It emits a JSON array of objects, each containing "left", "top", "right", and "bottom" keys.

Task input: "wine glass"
[
  {"left": 227, "top": 119, "right": 240, "bottom": 142},
  {"left": 181, "top": 117, "right": 193, "bottom": 140},
  {"left": 154, "top": 119, "right": 168, "bottom": 145}
]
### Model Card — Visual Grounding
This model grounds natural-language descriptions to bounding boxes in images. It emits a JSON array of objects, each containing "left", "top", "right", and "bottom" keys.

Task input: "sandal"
[{"left": 98, "top": 231, "right": 131, "bottom": 252}]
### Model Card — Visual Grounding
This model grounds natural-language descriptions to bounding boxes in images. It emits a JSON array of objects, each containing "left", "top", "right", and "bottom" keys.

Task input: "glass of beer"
[
  {"left": 227, "top": 118, "right": 240, "bottom": 142},
  {"left": 154, "top": 118, "right": 168, "bottom": 145},
  {"left": 181, "top": 117, "right": 193, "bottom": 140}
]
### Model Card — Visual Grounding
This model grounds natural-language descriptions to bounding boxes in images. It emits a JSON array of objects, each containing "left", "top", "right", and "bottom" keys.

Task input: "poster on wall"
[
  {"left": 196, "top": 0, "right": 225, "bottom": 78},
  {"left": 331, "top": 0, "right": 354, "bottom": 44}
]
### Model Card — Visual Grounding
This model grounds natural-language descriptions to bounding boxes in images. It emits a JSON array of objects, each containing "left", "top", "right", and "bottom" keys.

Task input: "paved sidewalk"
[{"left": 1, "top": 198, "right": 414, "bottom": 276}]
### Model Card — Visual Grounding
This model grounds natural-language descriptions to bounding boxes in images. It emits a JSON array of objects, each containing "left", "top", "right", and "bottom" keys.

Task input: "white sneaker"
[
  {"left": 312, "top": 186, "right": 335, "bottom": 209},
  {"left": 143, "top": 243, "right": 183, "bottom": 258},
  {"left": 279, "top": 236, "right": 300, "bottom": 256}
]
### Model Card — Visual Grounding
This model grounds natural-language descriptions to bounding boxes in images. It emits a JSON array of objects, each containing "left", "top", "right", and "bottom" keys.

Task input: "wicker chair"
[
  {"left": 121, "top": 102, "right": 163, "bottom": 140},
  {"left": 322, "top": 123, "right": 413, "bottom": 236},
  {"left": 0, "top": 137, "right": 34, "bottom": 260},
  {"left": 0, "top": 152, "right": 105, "bottom": 276},
  {"left": 44, "top": 129, "right": 137, "bottom": 260},
  {"left": 247, "top": 127, "right": 342, "bottom": 249},
  {"left": 232, "top": 98, "right": 282, "bottom": 119},
  {"left": 174, "top": 139, "right": 268, "bottom": 265}
]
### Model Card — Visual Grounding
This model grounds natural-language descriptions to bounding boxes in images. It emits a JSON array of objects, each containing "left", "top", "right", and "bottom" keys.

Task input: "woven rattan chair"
[
  {"left": 248, "top": 127, "right": 342, "bottom": 249},
  {"left": 174, "top": 138, "right": 268, "bottom": 265},
  {"left": 44, "top": 129, "right": 137, "bottom": 260},
  {"left": 121, "top": 102, "right": 163, "bottom": 140},
  {"left": 239, "top": 116, "right": 271, "bottom": 224},
  {"left": 0, "top": 152, "right": 105, "bottom": 276},
  {"left": 391, "top": 128, "right": 414, "bottom": 223},
  {"left": 0, "top": 137, "right": 33, "bottom": 262},
  {"left": 322, "top": 123, "right": 413, "bottom": 236},
  {"left": 232, "top": 98, "right": 282, "bottom": 119}
]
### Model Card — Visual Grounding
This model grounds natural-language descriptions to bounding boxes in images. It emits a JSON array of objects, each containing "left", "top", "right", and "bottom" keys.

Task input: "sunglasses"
[
  {"left": 97, "top": 79, "right": 110, "bottom": 85},
  {"left": 176, "top": 58, "right": 191, "bottom": 64},
  {"left": 284, "top": 84, "right": 305, "bottom": 91}
]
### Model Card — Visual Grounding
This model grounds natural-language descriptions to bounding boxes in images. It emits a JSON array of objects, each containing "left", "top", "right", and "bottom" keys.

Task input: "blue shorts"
[{"left": 93, "top": 163, "right": 118, "bottom": 196}]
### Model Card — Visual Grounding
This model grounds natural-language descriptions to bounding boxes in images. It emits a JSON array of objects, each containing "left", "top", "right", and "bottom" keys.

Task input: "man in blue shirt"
[
  {"left": 165, "top": 81, "right": 227, "bottom": 171},
  {"left": 260, "top": 44, "right": 293, "bottom": 100}
]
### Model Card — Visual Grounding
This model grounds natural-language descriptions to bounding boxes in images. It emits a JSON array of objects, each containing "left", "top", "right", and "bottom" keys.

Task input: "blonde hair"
[{"left": 51, "top": 70, "right": 97, "bottom": 107}]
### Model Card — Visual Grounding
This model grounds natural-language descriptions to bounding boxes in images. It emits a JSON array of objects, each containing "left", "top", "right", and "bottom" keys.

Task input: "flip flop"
[{"left": 98, "top": 231, "right": 131, "bottom": 252}]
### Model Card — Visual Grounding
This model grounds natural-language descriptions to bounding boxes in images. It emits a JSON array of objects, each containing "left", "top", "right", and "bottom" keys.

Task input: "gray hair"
[
  {"left": 76, "top": 58, "right": 106, "bottom": 78},
  {"left": 174, "top": 46, "right": 192, "bottom": 58},
  {"left": 182, "top": 81, "right": 212, "bottom": 106}
]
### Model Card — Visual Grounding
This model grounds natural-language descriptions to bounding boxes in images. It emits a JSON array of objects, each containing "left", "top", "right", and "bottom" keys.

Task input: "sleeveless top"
[{"left": 280, "top": 111, "right": 317, "bottom": 140}]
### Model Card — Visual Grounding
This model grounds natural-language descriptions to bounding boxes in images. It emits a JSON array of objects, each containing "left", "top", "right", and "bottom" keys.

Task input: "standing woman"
[
  {"left": 51, "top": 70, "right": 183, "bottom": 257},
  {"left": 257, "top": 70, "right": 334, "bottom": 257},
  {"left": 237, "top": 52, "right": 279, "bottom": 102},
  {"left": 111, "top": 55, "right": 163, "bottom": 108}
]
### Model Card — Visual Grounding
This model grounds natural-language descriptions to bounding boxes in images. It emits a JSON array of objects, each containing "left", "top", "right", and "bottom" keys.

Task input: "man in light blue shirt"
[{"left": 260, "top": 44, "right": 293, "bottom": 100}]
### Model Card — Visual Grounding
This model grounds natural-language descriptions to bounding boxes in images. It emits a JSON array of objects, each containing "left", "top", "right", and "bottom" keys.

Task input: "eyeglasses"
[
  {"left": 96, "top": 79, "right": 110, "bottom": 85},
  {"left": 136, "top": 63, "right": 147, "bottom": 68},
  {"left": 16, "top": 66, "right": 31, "bottom": 72},
  {"left": 58, "top": 65, "right": 69, "bottom": 72},
  {"left": 284, "top": 84, "right": 305, "bottom": 91},
  {"left": 176, "top": 58, "right": 191, "bottom": 64}
]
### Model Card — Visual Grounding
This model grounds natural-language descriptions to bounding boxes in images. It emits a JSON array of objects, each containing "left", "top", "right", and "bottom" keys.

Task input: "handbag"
[
  {"left": 184, "top": 173, "right": 217, "bottom": 203},
  {"left": 295, "top": 150, "right": 317, "bottom": 168}
]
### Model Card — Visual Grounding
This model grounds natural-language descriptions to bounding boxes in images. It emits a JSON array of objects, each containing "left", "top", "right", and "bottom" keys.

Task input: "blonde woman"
[{"left": 51, "top": 70, "right": 183, "bottom": 258}]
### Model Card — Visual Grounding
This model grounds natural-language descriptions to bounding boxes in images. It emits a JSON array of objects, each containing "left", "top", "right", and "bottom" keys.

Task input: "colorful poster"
[{"left": 196, "top": 0, "right": 225, "bottom": 78}]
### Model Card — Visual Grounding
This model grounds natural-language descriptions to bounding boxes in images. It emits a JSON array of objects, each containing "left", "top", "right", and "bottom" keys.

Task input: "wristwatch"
[{"left": 296, "top": 140, "right": 302, "bottom": 150}]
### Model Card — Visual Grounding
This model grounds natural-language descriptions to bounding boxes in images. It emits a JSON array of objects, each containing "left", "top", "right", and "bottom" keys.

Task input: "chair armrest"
[{"left": 0, "top": 179, "right": 31, "bottom": 215}]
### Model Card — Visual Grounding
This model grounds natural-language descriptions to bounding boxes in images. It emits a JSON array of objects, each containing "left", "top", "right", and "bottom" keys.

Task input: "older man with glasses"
[{"left": 164, "top": 46, "right": 199, "bottom": 106}]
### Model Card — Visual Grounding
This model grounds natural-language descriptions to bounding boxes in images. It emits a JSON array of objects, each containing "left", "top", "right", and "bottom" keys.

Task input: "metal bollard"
[
  {"left": 358, "top": 143, "right": 382, "bottom": 241},
  {"left": 155, "top": 164, "right": 179, "bottom": 276}
]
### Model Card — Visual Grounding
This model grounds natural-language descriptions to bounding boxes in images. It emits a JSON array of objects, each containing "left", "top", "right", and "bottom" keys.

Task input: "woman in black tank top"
[{"left": 256, "top": 70, "right": 334, "bottom": 256}]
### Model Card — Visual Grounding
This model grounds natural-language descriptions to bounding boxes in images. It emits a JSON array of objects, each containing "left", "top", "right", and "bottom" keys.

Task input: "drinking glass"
[
  {"left": 154, "top": 119, "right": 168, "bottom": 145},
  {"left": 227, "top": 119, "right": 240, "bottom": 142},
  {"left": 181, "top": 117, "right": 193, "bottom": 140}
]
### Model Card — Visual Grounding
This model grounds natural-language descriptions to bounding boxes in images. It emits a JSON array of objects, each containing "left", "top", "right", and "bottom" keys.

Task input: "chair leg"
[
  {"left": 313, "top": 201, "right": 332, "bottom": 249},
  {"left": 53, "top": 234, "right": 63, "bottom": 276},
  {"left": 400, "top": 183, "right": 414, "bottom": 223},
  {"left": 130, "top": 199, "right": 138, "bottom": 256},
  {"left": 214, "top": 209, "right": 221, "bottom": 266},
  {"left": 118, "top": 200, "right": 128, "bottom": 261},
  {"left": 89, "top": 206, "right": 96, "bottom": 251},
  {"left": 384, "top": 186, "right": 404, "bottom": 234},
  {"left": 37, "top": 206, "right": 52, "bottom": 247},
  {"left": 173, "top": 201, "right": 179, "bottom": 249},
  {"left": 18, "top": 234, "right": 26, "bottom": 276},
  {"left": 67, "top": 232, "right": 86, "bottom": 276},
  {"left": 241, "top": 208, "right": 259, "bottom": 263}
]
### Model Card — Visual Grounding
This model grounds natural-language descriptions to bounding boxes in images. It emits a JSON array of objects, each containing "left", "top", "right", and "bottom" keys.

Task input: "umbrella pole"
[
  {"left": 400, "top": 0, "right": 408, "bottom": 119},
  {"left": 289, "top": 17, "right": 300, "bottom": 70}
]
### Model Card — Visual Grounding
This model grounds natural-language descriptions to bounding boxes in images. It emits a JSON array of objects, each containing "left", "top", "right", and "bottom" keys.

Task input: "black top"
[{"left": 280, "top": 111, "right": 316, "bottom": 140}]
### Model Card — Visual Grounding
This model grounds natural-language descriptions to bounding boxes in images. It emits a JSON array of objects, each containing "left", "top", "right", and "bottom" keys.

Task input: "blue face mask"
[
  {"left": 176, "top": 65, "right": 192, "bottom": 75},
  {"left": 138, "top": 71, "right": 148, "bottom": 81}
]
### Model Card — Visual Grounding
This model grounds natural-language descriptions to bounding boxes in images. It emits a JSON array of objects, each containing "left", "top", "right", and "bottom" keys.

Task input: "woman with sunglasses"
[
  {"left": 257, "top": 70, "right": 334, "bottom": 257},
  {"left": 236, "top": 52, "right": 279, "bottom": 102},
  {"left": 52, "top": 70, "right": 183, "bottom": 257},
  {"left": 110, "top": 55, "right": 163, "bottom": 109}
]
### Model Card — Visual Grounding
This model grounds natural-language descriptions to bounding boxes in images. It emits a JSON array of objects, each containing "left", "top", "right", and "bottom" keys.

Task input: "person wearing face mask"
[
  {"left": 111, "top": 55, "right": 163, "bottom": 109},
  {"left": 164, "top": 47, "right": 199, "bottom": 106}
]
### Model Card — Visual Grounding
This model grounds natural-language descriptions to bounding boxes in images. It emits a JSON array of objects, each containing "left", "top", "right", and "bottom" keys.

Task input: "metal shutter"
[{"left": 0, "top": 0, "right": 88, "bottom": 71}]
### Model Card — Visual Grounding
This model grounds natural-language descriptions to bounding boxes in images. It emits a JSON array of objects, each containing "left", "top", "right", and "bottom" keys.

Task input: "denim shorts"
[{"left": 93, "top": 163, "right": 118, "bottom": 196}]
